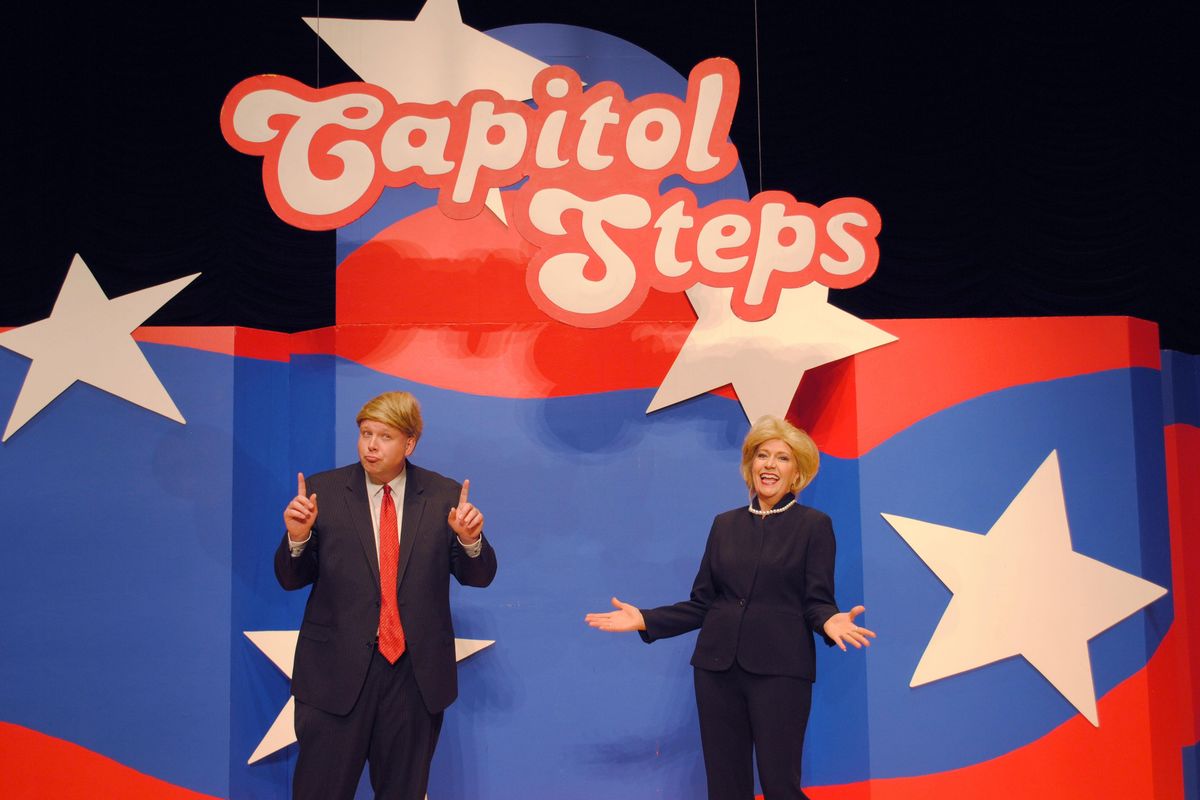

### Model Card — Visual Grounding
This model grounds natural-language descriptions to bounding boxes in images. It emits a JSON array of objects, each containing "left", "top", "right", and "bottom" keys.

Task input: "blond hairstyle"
[
  {"left": 740, "top": 415, "right": 819, "bottom": 493},
  {"left": 356, "top": 391, "right": 423, "bottom": 442}
]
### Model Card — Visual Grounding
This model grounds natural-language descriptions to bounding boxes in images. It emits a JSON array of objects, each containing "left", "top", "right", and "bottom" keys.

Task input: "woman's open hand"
[
  {"left": 585, "top": 597, "right": 646, "bottom": 632},
  {"left": 823, "top": 605, "right": 876, "bottom": 651}
]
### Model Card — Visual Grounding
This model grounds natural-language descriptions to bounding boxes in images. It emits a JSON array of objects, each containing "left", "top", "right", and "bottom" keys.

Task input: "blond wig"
[
  {"left": 356, "top": 391, "right": 423, "bottom": 442},
  {"left": 740, "top": 415, "right": 819, "bottom": 493}
]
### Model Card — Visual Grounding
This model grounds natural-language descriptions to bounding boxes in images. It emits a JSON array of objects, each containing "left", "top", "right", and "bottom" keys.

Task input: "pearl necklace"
[{"left": 748, "top": 497, "right": 797, "bottom": 517}]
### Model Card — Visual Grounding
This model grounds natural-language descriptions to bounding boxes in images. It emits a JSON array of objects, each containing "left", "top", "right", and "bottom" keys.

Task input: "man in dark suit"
[{"left": 275, "top": 391, "right": 497, "bottom": 800}]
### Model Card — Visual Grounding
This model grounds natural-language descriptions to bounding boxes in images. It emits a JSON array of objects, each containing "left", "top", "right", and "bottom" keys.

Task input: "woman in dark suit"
[{"left": 585, "top": 415, "right": 873, "bottom": 800}]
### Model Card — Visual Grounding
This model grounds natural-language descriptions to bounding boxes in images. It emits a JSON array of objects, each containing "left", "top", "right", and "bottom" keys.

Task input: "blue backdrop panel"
[{"left": 0, "top": 344, "right": 235, "bottom": 797}]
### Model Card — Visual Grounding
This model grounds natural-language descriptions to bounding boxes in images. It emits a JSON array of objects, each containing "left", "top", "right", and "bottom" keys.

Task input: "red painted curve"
[
  {"left": 0, "top": 722, "right": 219, "bottom": 799},
  {"left": 127, "top": 313, "right": 1161, "bottom": 461}
]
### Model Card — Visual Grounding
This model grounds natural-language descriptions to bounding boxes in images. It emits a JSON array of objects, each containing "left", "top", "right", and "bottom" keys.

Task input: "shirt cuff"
[
  {"left": 457, "top": 534, "right": 483, "bottom": 558},
  {"left": 288, "top": 532, "right": 311, "bottom": 557}
]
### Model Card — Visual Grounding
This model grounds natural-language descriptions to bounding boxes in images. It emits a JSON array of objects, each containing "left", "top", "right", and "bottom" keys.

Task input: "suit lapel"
[
  {"left": 397, "top": 463, "right": 427, "bottom": 589},
  {"left": 343, "top": 465, "right": 380, "bottom": 586}
]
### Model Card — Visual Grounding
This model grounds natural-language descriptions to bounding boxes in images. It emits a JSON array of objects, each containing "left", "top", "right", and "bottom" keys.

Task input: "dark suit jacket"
[
  {"left": 640, "top": 497, "right": 838, "bottom": 680},
  {"left": 274, "top": 462, "right": 497, "bottom": 715}
]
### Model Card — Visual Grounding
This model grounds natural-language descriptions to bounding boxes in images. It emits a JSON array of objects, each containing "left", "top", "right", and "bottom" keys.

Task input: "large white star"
[
  {"left": 0, "top": 254, "right": 198, "bottom": 442},
  {"left": 646, "top": 283, "right": 897, "bottom": 421},
  {"left": 304, "top": 0, "right": 550, "bottom": 224},
  {"left": 882, "top": 451, "right": 1167, "bottom": 726},
  {"left": 245, "top": 630, "right": 495, "bottom": 764},
  {"left": 304, "top": 0, "right": 549, "bottom": 104}
]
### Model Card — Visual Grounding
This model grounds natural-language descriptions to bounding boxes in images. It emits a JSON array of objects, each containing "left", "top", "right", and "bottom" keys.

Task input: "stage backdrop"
[{"left": 1, "top": 4, "right": 1197, "bottom": 799}]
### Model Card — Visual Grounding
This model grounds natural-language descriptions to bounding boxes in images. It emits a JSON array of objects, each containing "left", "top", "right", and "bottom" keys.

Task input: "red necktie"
[{"left": 378, "top": 485, "right": 406, "bottom": 663}]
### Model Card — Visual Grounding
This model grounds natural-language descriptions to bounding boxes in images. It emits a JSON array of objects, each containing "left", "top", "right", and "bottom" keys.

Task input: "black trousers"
[
  {"left": 694, "top": 662, "right": 813, "bottom": 800},
  {"left": 293, "top": 649, "right": 443, "bottom": 800}
]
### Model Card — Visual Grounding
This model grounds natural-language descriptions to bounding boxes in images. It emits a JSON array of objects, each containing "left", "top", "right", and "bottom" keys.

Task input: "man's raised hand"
[
  {"left": 448, "top": 478, "right": 484, "bottom": 542},
  {"left": 284, "top": 472, "right": 319, "bottom": 542}
]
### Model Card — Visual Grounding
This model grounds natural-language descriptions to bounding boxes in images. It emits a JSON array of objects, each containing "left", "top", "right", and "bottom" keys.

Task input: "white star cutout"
[
  {"left": 882, "top": 451, "right": 1167, "bottom": 726},
  {"left": 0, "top": 254, "right": 198, "bottom": 442},
  {"left": 245, "top": 630, "right": 495, "bottom": 764},
  {"left": 303, "top": 0, "right": 550, "bottom": 224},
  {"left": 304, "top": 0, "right": 548, "bottom": 104},
  {"left": 646, "top": 283, "right": 897, "bottom": 421}
]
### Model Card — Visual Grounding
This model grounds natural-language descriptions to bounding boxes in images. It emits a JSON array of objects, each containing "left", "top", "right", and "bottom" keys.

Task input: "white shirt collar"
[{"left": 366, "top": 466, "right": 407, "bottom": 499}]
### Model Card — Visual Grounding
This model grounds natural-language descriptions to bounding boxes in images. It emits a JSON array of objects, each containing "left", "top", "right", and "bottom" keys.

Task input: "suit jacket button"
[{"left": 738, "top": 598, "right": 746, "bottom": 607}]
